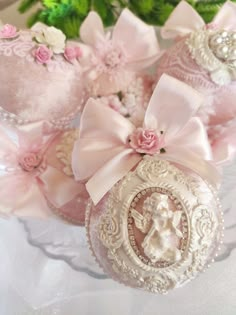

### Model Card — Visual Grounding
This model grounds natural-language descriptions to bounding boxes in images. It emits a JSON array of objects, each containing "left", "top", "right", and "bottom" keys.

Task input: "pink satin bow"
[
  {"left": 0, "top": 121, "right": 80, "bottom": 218},
  {"left": 211, "top": 122, "right": 236, "bottom": 164},
  {"left": 72, "top": 74, "right": 220, "bottom": 205},
  {"left": 161, "top": 0, "right": 236, "bottom": 39},
  {"left": 79, "top": 8, "right": 160, "bottom": 95}
]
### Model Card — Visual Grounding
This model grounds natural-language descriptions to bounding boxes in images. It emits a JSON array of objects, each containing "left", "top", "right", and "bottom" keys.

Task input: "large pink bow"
[
  {"left": 161, "top": 0, "right": 236, "bottom": 39},
  {"left": 79, "top": 8, "right": 160, "bottom": 95},
  {"left": 72, "top": 74, "right": 220, "bottom": 205},
  {"left": 0, "top": 122, "right": 80, "bottom": 218}
]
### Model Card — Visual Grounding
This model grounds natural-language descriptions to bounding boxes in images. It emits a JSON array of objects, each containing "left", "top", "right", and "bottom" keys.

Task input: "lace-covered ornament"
[
  {"left": 53, "top": 129, "right": 89, "bottom": 225},
  {"left": 156, "top": 29, "right": 236, "bottom": 127},
  {"left": 86, "top": 156, "right": 223, "bottom": 294},
  {"left": 0, "top": 25, "right": 85, "bottom": 129}
]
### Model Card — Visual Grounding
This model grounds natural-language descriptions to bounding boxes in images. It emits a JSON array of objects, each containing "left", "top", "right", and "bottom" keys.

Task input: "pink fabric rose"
[
  {"left": 206, "top": 22, "right": 218, "bottom": 30},
  {"left": 34, "top": 45, "right": 52, "bottom": 64},
  {"left": 64, "top": 46, "right": 82, "bottom": 62},
  {"left": 0, "top": 24, "right": 18, "bottom": 39},
  {"left": 18, "top": 152, "right": 43, "bottom": 172},
  {"left": 129, "top": 128, "right": 164, "bottom": 155}
]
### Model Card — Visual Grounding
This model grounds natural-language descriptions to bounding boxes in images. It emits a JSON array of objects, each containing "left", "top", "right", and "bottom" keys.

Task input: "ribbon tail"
[
  {"left": 126, "top": 52, "right": 164, "bottom": 72},
  {"left": 0, "top": 173, "right": 51, "bottom": 218},
  {"left": 212, "top": 124, "right": 236, "bottom": 165},
  {"left": 167, "top": 117, "right": 213, "bottom": 160},
  {"left": 113, "top": 8, "right": 160, "bottom": 62},
  {"left": 72, "top": 98, "right": 136, "bottom": 181},
  {"left": 213, "top": 1, "right": 236, "bottom": 30},
  {"left": 38, "top": 166, "right": 80, "bottom": 208},
  {"left": 86, "top": 149, "right": 141, "bottom": 205},
  {"left": 13, "top": 185, "right": 52, "bottom": 218},
  {"left": 158, "top": 146, "right": 221, "bottom": 189},
  {"left": 161, "top": 1, "right": 205, "bottom": 39}
]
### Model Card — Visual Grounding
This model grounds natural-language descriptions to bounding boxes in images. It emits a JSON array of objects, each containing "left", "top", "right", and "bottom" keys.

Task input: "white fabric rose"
[
  {"left": 210, "top": 68, "right": 232, "bottom": 86},
  {"left": 36, "top": 26, "right": 66, "bottom": 54}
]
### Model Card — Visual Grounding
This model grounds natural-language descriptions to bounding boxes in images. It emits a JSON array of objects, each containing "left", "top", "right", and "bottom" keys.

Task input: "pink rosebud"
[
  {"left": 18, "top": 152, "right": 43, "bottom": 172},
  {"left": 0, "top": 24, "right": 18, "bottom": 39},
  {"left": 34, "top": 45, "right": 53, "bottom": 64},
  {"left": 129, "top": 128, "right": 164, "bottom": 155},
  {"left": 64, "top": 46, "right": 82, "bottom": 62},
  {"left": 75, "top": 46, "right": 83, "bottom": 58}
]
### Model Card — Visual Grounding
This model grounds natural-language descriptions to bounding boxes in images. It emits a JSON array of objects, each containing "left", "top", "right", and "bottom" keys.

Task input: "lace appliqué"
[
  {"left": 90, "top": 156, "right": 223, "bottom": 293},
  {"left": 56, "top": 129, "right": 79, "bottom": 176},
  {"left": 186, "top": 29, "right": 236, "bottom": 86}
]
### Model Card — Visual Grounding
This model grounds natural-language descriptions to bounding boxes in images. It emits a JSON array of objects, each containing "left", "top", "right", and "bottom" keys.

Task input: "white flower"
[
  {"left": 210, "top": 68, "right": 231, "bottom": 86},
  {"left": 35, "top": 26, "right": 66, "bottom": 54}
]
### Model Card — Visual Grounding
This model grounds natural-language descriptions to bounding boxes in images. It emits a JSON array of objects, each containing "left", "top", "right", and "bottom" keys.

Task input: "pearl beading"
[
  {"left": 209, "top": 30, "right": 236, "bottom": 64},
  {"left": 0, "top": 91, "right": 85, "bottom": 130},
  {"left": 187, "top": 29, "right": 236, "bottom": 85}
]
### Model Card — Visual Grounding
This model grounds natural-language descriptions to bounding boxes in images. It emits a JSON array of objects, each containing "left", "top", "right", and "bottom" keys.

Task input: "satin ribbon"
[
  {"left": 72, "top": 74, "right": 220, "bottom": 205},
  {"left": 211, "top": 123, "right": 236, "bottom": 165},
  {"left": 79, "top": 8, "right": 161, "bottom": 97},
  {"left": 161, "top": 0, "right": 236, "bottom": 39},
  {"left": 80, "top": 8, "right": 160, "bottom": 69},
  {"left": 0, "top": 121, "right": 79, "bottom": 218}
]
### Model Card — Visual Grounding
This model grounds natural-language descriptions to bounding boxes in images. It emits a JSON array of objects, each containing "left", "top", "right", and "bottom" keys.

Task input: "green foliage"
[
  {"left": 18, "top": 0, "right": 236, "bottom": 38},
  {"left": 18, "top": 0, "right": 39, "bottom": 13},
  {"left": 130, "top": 0, "right": 155, "bottom": 15}
]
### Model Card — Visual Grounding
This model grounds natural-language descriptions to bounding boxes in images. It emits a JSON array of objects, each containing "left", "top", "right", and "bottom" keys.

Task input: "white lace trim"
[
  {"left": 56, "top": 129, "right": 79, "bottom": 176},
  {"left": 186, "top": 29, "right": 235, "bottom": 86}
]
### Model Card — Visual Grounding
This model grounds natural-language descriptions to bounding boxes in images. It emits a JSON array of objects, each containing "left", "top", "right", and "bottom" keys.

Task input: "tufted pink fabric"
[{"left": 0, "top": 29, "right": 85, "bottom": 129}]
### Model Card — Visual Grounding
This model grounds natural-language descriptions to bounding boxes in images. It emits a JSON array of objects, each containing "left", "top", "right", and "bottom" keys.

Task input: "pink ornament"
[
  {"left": 34, "top": 45, "right": 52, "bottom": 64},
  {"left": 157, "top": 1, "right": 236, "bottom": 163},
  {"left": 0, "top": 24, "right": 18, "bottom": 39},
  {"left": 0, "top": 26, "right": 85, "bottom": 129},
  {"left": 73, "top": 74, "right": 219, "bottom": 205},
  {"left": 86, "top": 156, "right": 223, "bottom": 293},
  {"left": 0, "top": 121, "right": 88, "bottom": 225},
  {"left": 72, "top": 73, "right": 223, "bottom": 292},
  {"left": 157, "top": 33, "right": 236, "bottom": 127}
]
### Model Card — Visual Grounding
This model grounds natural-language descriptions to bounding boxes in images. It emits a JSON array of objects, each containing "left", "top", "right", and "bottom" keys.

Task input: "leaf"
[
  {"left": 72, "top": 0, "right": 90, "bottom": 17},
  {"left": 195, "top": 3, "right": 221, "bottom": 23},
  {"left": 42, "top": 0, "right": 58, "bottom": 9},
  {"left": 103, "top": 6, "right": 116, "bottom": 26},
  {"left": 27, "top": 9, "right": 44, "bottom": 27},
  {"left": 18, "top": 0, "right": 38, "bottom": 13},
  {"left": 92, "top": 0, "right": 108, "bottom": 19},
  {"left": 59, "top": 16, "right": 82, "bottom": 38},
  {"left": 130, "top": 0, "right": 155, "bottom": 15}
]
